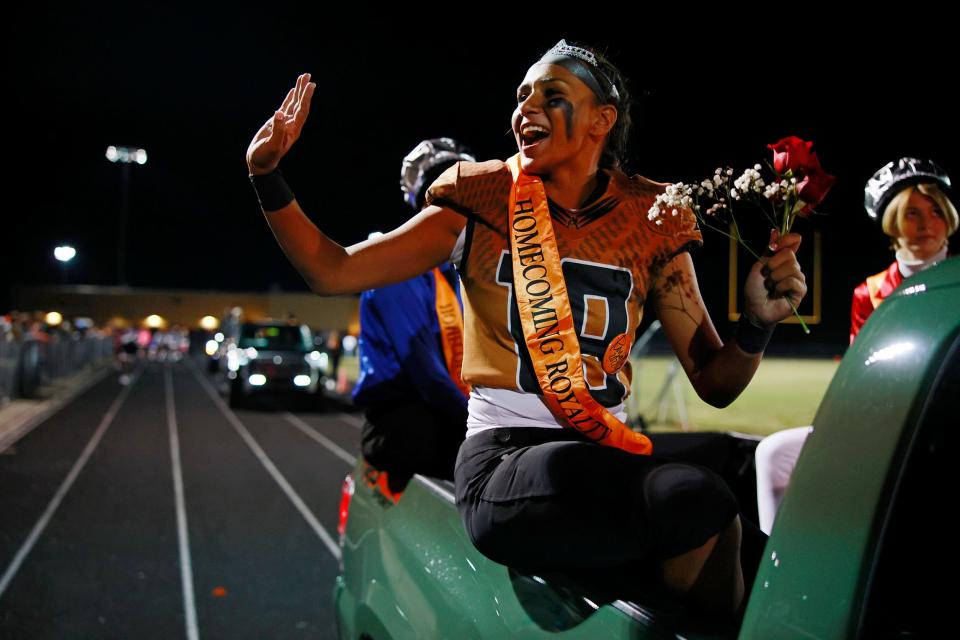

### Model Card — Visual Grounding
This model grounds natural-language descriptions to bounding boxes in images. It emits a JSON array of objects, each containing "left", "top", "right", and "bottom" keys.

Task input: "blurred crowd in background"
[{"left": 1, "top": 307, "right": 354, "bottom": 408}]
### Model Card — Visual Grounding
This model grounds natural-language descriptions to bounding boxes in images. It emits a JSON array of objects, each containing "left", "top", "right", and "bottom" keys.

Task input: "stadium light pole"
[
  {"left": 54, "top": 245, "right": 77, "bottom": 284},
  {"left": 106, "top": 145, "right": 147, "bottom": 285}
]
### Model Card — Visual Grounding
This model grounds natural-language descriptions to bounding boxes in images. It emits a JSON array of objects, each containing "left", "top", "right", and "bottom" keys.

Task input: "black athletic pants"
[
  {"left": 455, "top": 427, "right": 739, "bottom": 572},
  {"left": 362, "top": 400, "right": 467, "bottom": 483}
]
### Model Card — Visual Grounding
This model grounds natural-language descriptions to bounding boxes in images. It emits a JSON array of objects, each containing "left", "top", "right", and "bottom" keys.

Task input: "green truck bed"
[{"left": 336, "top": 259, "right": 960, "bottom": 639}]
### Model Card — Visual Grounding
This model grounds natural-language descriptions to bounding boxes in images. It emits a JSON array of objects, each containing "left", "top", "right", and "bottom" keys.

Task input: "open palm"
[{"left": 246, "top": 73, "right": 316, "bottom": 175}]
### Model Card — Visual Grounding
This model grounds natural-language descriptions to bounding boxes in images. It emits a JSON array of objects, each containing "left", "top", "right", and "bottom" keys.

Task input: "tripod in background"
[{"left": 627, "top": 320, "right": 691, "bottom": 432}]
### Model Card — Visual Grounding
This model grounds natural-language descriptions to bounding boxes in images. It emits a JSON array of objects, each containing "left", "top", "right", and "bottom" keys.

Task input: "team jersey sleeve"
[
  {"left": 423, "top": 160, "right": 512, "bottom": 233},
  {"left": 632, "top": 176, "right": 704, "bottom": 265},
  {"left": 660, "top": 205, "right": 703, "bottom": 261}
]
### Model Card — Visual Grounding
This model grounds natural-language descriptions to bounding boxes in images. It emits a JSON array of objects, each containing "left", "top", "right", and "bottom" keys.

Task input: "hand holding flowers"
[{"left": 648, "top": 136, "right": 836, "bottom": 333}]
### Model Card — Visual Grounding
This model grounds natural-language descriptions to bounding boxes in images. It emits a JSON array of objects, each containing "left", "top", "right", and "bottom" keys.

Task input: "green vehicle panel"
[
  {"left": 335, "top": 470, "right": 668, "bottom": 639},
  {"left": 742, "top": 258, "right": 959, "bottom": 639},
  {"left": 336, "top": 259, "right": 960, "bottom": 639}
]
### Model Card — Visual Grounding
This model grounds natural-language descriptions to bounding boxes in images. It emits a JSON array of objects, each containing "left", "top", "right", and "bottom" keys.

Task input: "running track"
[{"left": 0, "top": 359, "right": 363, "bottom": 639}]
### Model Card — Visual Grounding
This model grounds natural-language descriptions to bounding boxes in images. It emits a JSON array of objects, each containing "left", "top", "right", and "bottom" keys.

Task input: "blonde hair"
[{"left": 881, "top": 183, "right": 958, "bottom": 248}]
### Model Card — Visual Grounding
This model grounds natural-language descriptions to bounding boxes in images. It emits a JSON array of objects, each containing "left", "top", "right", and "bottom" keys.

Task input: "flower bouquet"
[{"left": 648, "top": 136, "right": 836, "bottom": 333}]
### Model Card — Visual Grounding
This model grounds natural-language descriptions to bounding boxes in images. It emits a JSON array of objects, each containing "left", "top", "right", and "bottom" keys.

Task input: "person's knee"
[
  {"left": 645, "top": 463, "right": 737, "bottom": 557},
  {"left": 646, "top": 463, "right": 736, "bottom": 519}
]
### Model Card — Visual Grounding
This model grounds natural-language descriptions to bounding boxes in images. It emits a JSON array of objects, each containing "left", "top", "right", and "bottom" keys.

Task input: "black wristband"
[
  {"left": 735, "top": 314, "right": 776, "bottom": 354},
  {"left": 250, "top": 169, "right": 295, "bottom": 212}
]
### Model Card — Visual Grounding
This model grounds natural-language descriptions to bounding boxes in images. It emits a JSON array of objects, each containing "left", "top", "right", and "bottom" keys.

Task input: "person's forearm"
[
  {"left": 687, "top": 339, "right": 763, "bottom": 408},
  {"left": 262, "top": 201, "right": 351, "bottom": 295},
  {"left": 261, "top": 199, "right": 463, "bottom": 296},
  {"left": 249, "top": 104, "right": 464, "bottom": 295}
]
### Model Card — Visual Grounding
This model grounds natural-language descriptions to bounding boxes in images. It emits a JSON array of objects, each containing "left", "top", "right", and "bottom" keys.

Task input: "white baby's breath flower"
[
  {"left": 734, "top": 167, "right": 765, "bottom": 196},
  {"left": 705, "top": 202, "right": 727, "bottom": 216}
]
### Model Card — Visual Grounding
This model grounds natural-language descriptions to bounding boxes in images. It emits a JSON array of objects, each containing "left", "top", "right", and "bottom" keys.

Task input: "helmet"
[
  {"left": 400, "top": 138, "right": 475, "bottom": 210},
  {"left": 864, "top": 157, "right": 952, "bottom": 222}
]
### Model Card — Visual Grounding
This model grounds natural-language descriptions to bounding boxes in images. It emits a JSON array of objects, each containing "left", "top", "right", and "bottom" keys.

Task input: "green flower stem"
[
  {"left": 789, "top": 298, "right": 810, "bottom": 334},
  {"left": 779, "top": 199, "right": 809, "bottom": 333},
  {"left": 780, "top": 196, "right": 793, "bottom": 238},
  {"left": 696, "top": 211, "right": 810, "bottom": 334},
  {"left": 759, "top": 201, "right": 779, "bottom": 229}
]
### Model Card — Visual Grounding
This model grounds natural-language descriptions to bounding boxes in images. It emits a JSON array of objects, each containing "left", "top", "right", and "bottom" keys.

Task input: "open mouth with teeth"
[{"left": 519, "top": 124, "right": 550, "bottom": 149}]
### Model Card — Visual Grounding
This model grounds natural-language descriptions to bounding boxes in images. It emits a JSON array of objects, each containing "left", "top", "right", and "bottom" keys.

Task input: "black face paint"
[{"left": 554, "top": 99, "right": 574, "bottom": 140}]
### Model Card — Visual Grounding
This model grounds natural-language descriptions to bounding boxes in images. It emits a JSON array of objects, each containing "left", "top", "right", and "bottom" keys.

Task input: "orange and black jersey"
[{"left": 426, "top": 159, "right": 702, "bottom": 408}]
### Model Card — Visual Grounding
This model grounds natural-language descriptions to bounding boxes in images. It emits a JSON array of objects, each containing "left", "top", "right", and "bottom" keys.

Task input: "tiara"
[
  {"left": 543, "top": 39, "right": 619, "bottom": 102},
  {"left": 546, "top": 39, "right": 599, "bottom": 68}
]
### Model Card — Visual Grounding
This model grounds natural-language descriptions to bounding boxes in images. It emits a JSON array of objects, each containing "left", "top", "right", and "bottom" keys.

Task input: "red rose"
[
  {"left": 797, "top": 152, "right": 836, "bottom": 210},
  {"left": 768, "top": 136, "right": 814, "bottom": 174}
]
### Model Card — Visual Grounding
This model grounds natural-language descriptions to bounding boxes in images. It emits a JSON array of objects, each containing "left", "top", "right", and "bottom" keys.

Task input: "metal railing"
[
  {"left": 0, "top": 331, "right": 22, "bottom": 404},
  {"left": 626, "top": 320, "right": 691, "bottom": 431},
  {"left": 0, "top": 327, "right": 113, "bottom": 405}
]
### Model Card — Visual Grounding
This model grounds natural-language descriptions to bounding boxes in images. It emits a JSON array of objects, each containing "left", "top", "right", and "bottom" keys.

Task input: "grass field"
[
  {"left": 337, "top": 354, "right": 840, "bottom": 438},
  {"left": 628, "top": 356, "right": 840, "bottom": 436}
]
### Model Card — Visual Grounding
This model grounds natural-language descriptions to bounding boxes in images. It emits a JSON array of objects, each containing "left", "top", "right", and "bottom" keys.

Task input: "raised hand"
[
  {"left": 246, "top": 73, "right": 316, "bottom": 175},
  {"left": 742, "top": 230, "right": 807, "bottom": 326}
]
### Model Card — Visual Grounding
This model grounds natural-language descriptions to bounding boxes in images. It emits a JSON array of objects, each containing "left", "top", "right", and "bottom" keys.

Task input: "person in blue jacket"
[{"left": 352, "top": 138, "right": 475, "bottom": 485}]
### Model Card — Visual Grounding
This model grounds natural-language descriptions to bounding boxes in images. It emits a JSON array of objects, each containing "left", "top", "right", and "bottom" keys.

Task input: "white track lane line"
[
  {"left": 292, "top": 412, "right": 451, "bottom": 507},
  {"left": 282, "top": 413, "right": 356, "bottom": 466},
  {"left": 0, "top": 366, "right": 112, "bottom": 453},
  {"left": 0, "top": 371, "right": 141, "bottom": 599},
  {"left": 334, "top": 412, "right": 364, "bottom": 430},
  {"left": 165, "top": 366, "right": 200, "bottom": 640},
  {"left": 189, "top": 366, "right": 341, "bottom": 561}
]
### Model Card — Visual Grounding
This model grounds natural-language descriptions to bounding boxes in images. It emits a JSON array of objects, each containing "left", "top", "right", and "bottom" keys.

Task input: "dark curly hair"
[
  {"left": 590, "top": 46, "right": 632, "bottom": 171},
  {"left": 556, "top": 42, "right": 632, "bottom": 171}
]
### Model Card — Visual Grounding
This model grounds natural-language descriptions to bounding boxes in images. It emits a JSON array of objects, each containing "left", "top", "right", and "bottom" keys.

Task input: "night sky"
[{"left": 5, "top": 6, "right": 958, "bottom": 350}]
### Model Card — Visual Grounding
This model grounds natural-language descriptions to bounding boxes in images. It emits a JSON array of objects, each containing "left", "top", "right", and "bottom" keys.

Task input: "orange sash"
[
  {"left": 362, "top": 461, "right": 402, "bottom": 504},
  {"left": 506, "top": 156, "right": 652, "bottom": 455},
  {"left": 433, "top": 267, "right": 470, "bottom": 398}
]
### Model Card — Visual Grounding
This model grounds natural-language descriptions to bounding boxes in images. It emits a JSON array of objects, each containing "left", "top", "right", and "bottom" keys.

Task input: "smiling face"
[
  {"left": 511, "top": 63, "right": 616, "bottom": 176},
  {"left": 897, "top": 190, "right": 948, "bottom": 260}
]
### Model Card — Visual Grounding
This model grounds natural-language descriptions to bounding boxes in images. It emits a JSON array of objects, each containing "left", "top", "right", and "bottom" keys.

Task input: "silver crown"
[
  {"left": 546, "top": 39, "right": 599, "bottom": 68},
  {"left": 544, "top": 40, "right": 619, "bottom": 102},
  {"left": 864, "top": 157, "right": 951, "bottom": 221}
]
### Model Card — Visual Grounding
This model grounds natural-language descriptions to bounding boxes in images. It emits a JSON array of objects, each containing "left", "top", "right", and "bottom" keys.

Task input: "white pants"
[{"left": 755, "top": 426, "right": 813, "bottom": 535}]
